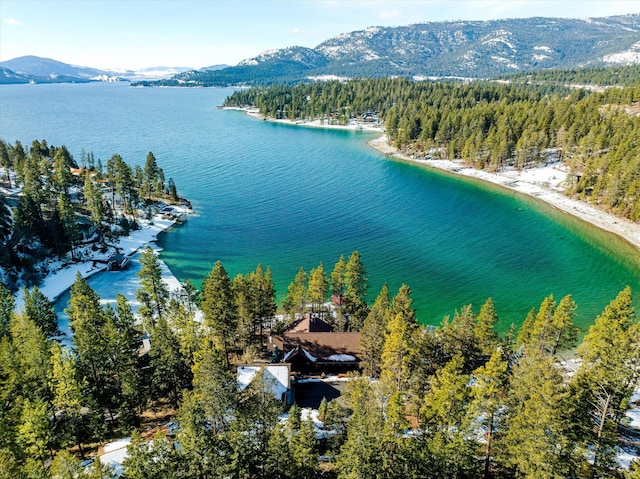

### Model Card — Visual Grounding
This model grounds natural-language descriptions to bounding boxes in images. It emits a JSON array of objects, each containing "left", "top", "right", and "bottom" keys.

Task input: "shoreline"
[
  {"left": 367, "top": 135, "right": 640, "bottom": 255},
  {"left": 231, "top": 106, "right": 640, "bottom": 254},
  {"left": 16, "top": 208, "right": 189, "bottom": 310},
  {"left": 226, "top": 106, "right": 385, "bottom": 133}
]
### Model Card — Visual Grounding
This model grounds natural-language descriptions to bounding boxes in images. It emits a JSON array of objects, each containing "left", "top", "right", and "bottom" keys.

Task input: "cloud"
[
  {"left": 290, "top": 27, "right": 304, "bottom": 35},
  {"left": 4, "top": 17, "right": 22, "bottom": 26}
]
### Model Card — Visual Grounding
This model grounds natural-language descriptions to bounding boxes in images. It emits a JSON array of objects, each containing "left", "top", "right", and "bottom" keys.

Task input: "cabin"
[
  {"left": 270, "top": 313, "right": 360, "bottom": 374},
  {"left": 287, "top": 314, "right": 333, "bottom": 333},
  {"left": 271, "top": 332, "right": 361, "bottom": 374}
]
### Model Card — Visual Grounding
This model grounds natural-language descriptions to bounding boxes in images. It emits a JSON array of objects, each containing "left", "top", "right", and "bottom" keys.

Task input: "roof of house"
[
  {"left": 272, "top": 332, "right": 362, "bottom": 364},
  {"left": 286, "top": 314, "right": 333, "bottom": 333}
]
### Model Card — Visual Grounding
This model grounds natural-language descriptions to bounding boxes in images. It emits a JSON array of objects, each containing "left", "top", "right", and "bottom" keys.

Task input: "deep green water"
[{"left": 1, "top": 82, "right": 639, "bottom": 332}]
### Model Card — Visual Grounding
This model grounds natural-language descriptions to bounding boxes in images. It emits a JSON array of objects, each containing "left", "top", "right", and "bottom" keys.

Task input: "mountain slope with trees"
[
  {"left": 138, "top": 14, "right": 640, "bottom": 87},
  {"left": 0, "top": 139, "right": 182, "bottom": 289}
]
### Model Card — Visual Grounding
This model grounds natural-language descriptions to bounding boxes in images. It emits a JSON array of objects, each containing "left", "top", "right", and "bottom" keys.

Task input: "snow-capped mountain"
[
  {"left": 0, "top": 57, "right": 225, "bottom": 83},
  {"left": 0, "top": 56, "right": 125, "bottom": 83},
  {"left": 157, "top": 13, "right": 640, "bottom": 86}
]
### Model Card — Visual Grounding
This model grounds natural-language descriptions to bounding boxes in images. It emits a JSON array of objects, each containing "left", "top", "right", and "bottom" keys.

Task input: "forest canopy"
[
  {"left": 0, "top": 249, "right": 638, "bottom": 478},
  {"left": 0, "top": 139, "right": 181, "bottom": 289}
]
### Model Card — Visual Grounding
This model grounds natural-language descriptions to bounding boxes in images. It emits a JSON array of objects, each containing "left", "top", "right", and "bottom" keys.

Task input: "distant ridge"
[
  {"left": 0, "top": 55, "right": 124, "bottom": 84},
  {"left": 138, "top": 13, "right": 640, "bottom": 87}
]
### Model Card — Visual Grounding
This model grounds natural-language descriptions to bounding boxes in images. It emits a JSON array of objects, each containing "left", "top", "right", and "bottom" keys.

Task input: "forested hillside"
[
  {"left": 500, "top": 64, "right": 640, "bottom": 87},
  {"left": 0, "top": 248, "right": 638, "bottom": 478},
  {"left": 225, "top": 74, "right": 640, "bottom": 221},
  {"left": 0, "top": 139, "right": 180, "bottom": 289},
  {"left": 137, "top": 14, "right": 640, "bottom": 87}
]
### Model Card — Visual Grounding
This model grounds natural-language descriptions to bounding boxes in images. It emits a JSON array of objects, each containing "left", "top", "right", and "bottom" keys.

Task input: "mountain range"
[
  {"left": 2, "top": 14, "right": 640, "bottom": 86},
  {"left": 142, "top": 13, "right": 640, "bottom": 86},
  {"left": 0, "top": 56, "right": 229, "bottom": 84}
]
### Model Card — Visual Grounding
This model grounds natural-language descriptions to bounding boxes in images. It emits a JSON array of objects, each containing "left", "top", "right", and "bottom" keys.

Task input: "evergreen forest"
[
  {"left": 0, "top": 247, "right": 638, "bottom": 478},
  {"left": 0, "top": 139, "right": 181, "bottom": 289},
  {"left": 224, "top": 71, "right": 640, "bottom": 221},
  {"left": 2, "top": 63, "right": 640, "bottom": 477}
]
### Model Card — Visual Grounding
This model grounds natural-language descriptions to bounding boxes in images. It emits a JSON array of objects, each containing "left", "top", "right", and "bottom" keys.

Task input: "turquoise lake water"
[{"left": 1, "top": 82, "right": 639, "bottom": 332}]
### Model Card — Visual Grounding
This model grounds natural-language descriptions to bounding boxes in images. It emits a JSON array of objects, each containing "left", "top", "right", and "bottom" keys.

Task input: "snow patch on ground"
[
  {"left": 324, "top": 354, "right": 356, "bottom": 361},
  {"left": 16, "top": 209, "right": 187, "bottom": 309}
]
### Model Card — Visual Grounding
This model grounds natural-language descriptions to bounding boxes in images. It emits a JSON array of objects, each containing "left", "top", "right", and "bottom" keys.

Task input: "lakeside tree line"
[
  {"left": 0, "top": 139, "right": 180, "bottom": 289},
  {"left": 0, "top": 248, "right": 638, "bottom": 478},
  {"left": 498, "top": 65, "right": 640, "bottom": 88},
  {"left": 224, "top": 71, "right": 640, "bottom": 221}
]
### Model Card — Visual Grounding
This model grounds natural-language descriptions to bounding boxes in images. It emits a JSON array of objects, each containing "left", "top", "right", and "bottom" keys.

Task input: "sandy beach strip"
[
  {"left": 226, "top": 107, "right": 386, "bottom": 133},
  {"left": 368, "top": 135, "right": 640, "bottom": 254}
]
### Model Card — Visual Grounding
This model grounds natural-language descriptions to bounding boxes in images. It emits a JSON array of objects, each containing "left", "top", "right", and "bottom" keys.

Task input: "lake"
[{"left": 1, "top": 82, "right": 639, "bottom": 332}]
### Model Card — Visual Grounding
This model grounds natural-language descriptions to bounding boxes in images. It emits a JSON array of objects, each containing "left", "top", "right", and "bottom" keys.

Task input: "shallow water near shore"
[{"left": 2, "top": 82, "right": 639, "bottom": 332}]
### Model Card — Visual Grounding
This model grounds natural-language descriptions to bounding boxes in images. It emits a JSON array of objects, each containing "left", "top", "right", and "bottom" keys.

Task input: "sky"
[{"left": 1, "top": 0, "right": 639, "bottom": 71}]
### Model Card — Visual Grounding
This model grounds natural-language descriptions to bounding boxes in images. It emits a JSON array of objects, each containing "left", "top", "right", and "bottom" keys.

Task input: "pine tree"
[
  {"left": 16, "top": 397, "right": 51, "bottom": 466},
  {"left": 499, "top": 352, "right": 575, "bottom": 478},
  {"left": 49, "top": 344, "right": 86, "bottom": 456},
  {"left": 22, "top": 286, "right": 58, "bottom": 337},
  {"left": 233, "top": 273, "right": 256, "bottom": 354},
  {"left": 336, "top": 377, "right": 385, "bottom": 478},
  {"left": 329, "top": 255, "right": 347, "bottom": 322},
  {"left": 290, "top": 416, "right": 318, "bottom": 478},
  {"left": 470, "top": 349, "right": 510, "bottom": 478},
  {"left": 52, "top": 147, "right": 73, "bottom": 195},
  {"left": 149, "top": 316, "right": 189, "bottom": 407},
  {"left": 307, "top": 263, "right": 328, "bottom": 314},
  {"left": 191, "top": 339, "right": 237, "bottom": 434},
  {"left": 253, "top": 265, "right": 276, "bottom": 349},
  {"left": 49, "top": 450, "right": 82, "bottom": 479},
  {"left": 83, "top": 171, "right": 105, "bottom": 236},
  {"left": 143, "top": 151, "right": 159, "bottom": 200},
  {"left": 135, "top": 246, "right": 169, "bottom": 330},
  {"left": 516, "top": 307, "right": 537, "bottom": 348},
  {"left": 9, "top": 313, "right": 51, "bottom": 402},
  {"left": 201, "top": 261, "right": 238, "bottom": 367},
  {"left": 113, "top": 294, "right": 145, "bottom": 427},
  {"left": 573, "top": 286, "right": 638, "bottom": 477},
  {"left": 0, "top": 197, "right": 12, "bottom": 256},
  {"left": 420, "top": 354, "right": 471, "bottom": 433},
  {"left": 0, "top": 284, "right": 14, "bottom": 338},
  {"left": 344, "top": 251, "right": 369, "bottom": 330},
  {"left": 0, "top": 140, "right": 12, "bottom": 188},
  {"left": 474, "top": 297, "right": 500, "bottom": 355},
  {"left": 83, "top": 457, "right": 116, "bottom": 479},
  {"left": 550, "top": 294, "right": 578, "bottom": 355},
  {"left": 66, "top": 274, "right": 118, "bottom": 423},
  {"left": 282, "top": 267, "right": 307, "bottom": 323},
  {"left": 380, "top": 286, "right": 418, "bottom": 394},
  {"left": 359, "top": 284, "right": 390, "bottom": 378},
  {"left": 57, "top": 193, "right": 78, "bottom": 259},
  {"left": 438, "top": 304, "right": 480, "bottom": 371}
]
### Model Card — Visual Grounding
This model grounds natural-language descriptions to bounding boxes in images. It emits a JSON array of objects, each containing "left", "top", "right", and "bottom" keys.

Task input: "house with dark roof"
[{"left": 270, "top": 313, "right": 361, "bottom": 374}]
